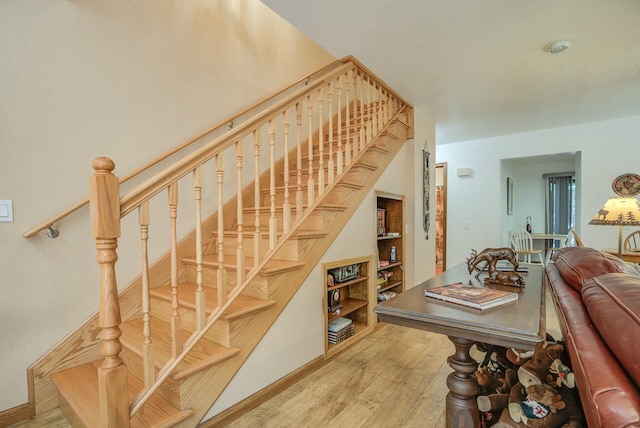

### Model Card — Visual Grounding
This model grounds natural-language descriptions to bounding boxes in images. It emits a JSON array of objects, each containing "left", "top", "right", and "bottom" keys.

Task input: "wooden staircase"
[{"left": 26, "top": 60, "right": 412, "bottom": 427}]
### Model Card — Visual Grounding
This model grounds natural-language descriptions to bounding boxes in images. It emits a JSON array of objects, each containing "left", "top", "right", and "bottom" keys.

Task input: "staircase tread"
[
  {"left": 261, "top": 180, "right": 364, "bottom": 192},
  {"left": 182, "top": 254, "right": 305, "bottom": 273},
  {"left": 214, "top": 229, "right": 328, "bottom": 240},
  {"left": 241, "top": 203, "right": 346, "bottom": 214},
  {"left": 51, "top": 360, "right": 193, "bottom": 428},
  {"left": 150, "top": 282, "right": 277, "bottom": 319},
  {"left": 120, "top": 318, "right": 241, "bottom": 380}
]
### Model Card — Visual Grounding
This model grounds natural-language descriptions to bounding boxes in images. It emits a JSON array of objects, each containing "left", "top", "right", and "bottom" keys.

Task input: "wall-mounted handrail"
[{"left": 22, "top": 58, "right": 347, "bottom": 239}]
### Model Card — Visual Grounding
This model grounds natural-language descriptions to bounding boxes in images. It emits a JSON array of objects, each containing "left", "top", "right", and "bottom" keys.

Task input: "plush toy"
[
  {"left": 476, "top": 366, "right": 517, "bottom": 395},
  {"left": 477, "top": 343, "right": 514, "bottom": 374},
  {"left": 550, "top": 359, "right": 575, "bottom": 388},
  {"left": 477, "top": 341, "right": 580, "bottom": 428},
  {"left": 475, "top": 344, "right": 517, "bottom": 427},
  {"left": 509, "top": 383, "right": 567, "bottom": 425}
]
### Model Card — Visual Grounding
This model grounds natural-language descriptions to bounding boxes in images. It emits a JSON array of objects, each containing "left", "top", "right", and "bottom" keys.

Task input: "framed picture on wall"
[{"left": 507, "top": 177, "right": 514, "bottom": 215}]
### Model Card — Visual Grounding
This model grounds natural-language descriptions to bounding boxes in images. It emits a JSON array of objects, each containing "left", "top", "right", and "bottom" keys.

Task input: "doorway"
[{"left": 435, "top": 163, "right": 447, "bottom": 273}]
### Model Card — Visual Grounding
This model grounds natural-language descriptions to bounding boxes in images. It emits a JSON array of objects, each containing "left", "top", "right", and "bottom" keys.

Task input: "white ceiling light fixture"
[{"left": 547, "top": 40, "right": 571, "bottom": 54}]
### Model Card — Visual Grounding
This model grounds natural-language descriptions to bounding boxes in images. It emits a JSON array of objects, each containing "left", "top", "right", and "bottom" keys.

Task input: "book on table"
[{"left": 424, "top": 282, "right": 518, "bottom": 310}]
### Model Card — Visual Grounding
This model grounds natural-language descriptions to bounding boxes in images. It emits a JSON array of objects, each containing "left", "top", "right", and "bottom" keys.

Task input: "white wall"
[
  {"left": 0, "top": 0, "right": 335, "bottom": 412},
  {"left": 0, "top": 0, "right": 437, "bottom": 418},
  {"left": 437, "top": 116, "right": 640, "bottom": 268}
]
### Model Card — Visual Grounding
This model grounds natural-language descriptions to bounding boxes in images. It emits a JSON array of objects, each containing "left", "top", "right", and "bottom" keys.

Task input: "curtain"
[{"left": 545, "top": 174, "right": 575, "bottom": 234}]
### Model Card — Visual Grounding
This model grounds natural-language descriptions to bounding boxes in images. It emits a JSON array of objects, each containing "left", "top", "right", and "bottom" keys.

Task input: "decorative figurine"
[{"left": 466, "top": 247, "right": 525, "bottom": 287}]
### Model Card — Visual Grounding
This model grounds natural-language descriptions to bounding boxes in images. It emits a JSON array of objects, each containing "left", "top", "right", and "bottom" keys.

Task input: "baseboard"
[
  {"left": 199, "top": 355, "right": 325, "bottom": 427},
  {"left": 0, "top": 402, "right": 34, "bottom": 427}
]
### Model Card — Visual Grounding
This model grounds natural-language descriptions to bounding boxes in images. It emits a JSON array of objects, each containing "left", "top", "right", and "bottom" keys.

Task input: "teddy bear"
[
  {"left": 509, "top": 383, "right": 567, "bottom": 425},
  {"left": 477, "top": 341, "right": 579, "bottom": 428}
]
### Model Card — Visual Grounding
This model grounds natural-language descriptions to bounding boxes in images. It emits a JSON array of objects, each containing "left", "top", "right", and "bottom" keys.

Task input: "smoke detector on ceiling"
[{"left": 547, "top": 40, "right": 571, "bottom": 54}]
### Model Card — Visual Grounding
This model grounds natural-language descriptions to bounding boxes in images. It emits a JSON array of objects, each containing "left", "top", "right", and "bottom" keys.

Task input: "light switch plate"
[{"left": 0, "top": 200, "right": 13, "bottom": 222}]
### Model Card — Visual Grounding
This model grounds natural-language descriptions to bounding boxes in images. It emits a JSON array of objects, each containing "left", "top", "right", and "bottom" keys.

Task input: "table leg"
[{"left": 445, "top": 336, "right": 480, "bottom": 428}]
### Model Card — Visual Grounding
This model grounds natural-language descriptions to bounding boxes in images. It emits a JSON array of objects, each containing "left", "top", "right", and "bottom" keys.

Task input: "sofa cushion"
[
  {"left": 553, "top": 247, "right": 635, "bottom": 292},
  {"left": 582, "top": 273, "right": 640, "bottom": 389}
]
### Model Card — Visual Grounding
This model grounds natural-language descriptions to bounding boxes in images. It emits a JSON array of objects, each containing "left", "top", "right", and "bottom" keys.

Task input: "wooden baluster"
[
  {"left": 282, "top": 110, "right": 292, "bottom": 232},
  {"left": 337, "top": 75, "right": 344, "bottom": 175},
  {"left": 89, "top": 157, "right": 129, "bottom": 428},
  {"left": 193, "top": 167, "right": 205, "bottom": 331},
  {"left": 367, "top": 76, "right": 373, "bottom": 144},
  {"left": 382, "top": 88, "right": 389, "bottom": 126},
  {"left": 168, "top": 182, "right": 182, "bottom": 358},
  {"left": 139, "top": 201, "right": 154, "bottom": 389},
  {"left": 317, "top": 87, "right": 325, "bottom": 195},
  {"left": 359, "top": 72, "right": 366, "bottom": 151},
  {"left": 295, "top": 102, "right": 303, "bottom": 220},
  {"left": 268, "top": 119, "right": 277, "bottom": 250},
  {"left": 344, "top": 72, "right": 352, "bottom": 167},
  {"left": 235, "top": 140, "right": 246, "bottom": 288},
  {"left": 327, "top": 81, "right": 335, "bottom": 185},
  {"left": 307, "top": 94, "right": 315, "bottom": 206},
  {"left": 350, "top": 70, "right": 359, "bottom": 159},
  {"left": 253, "top": 129, "right": 262, "bottom": 265},
  {"left": 373, "top": 82, "right": 379, "bottom": 135},
  {"left": 216, "top": 154, "right": 227, "bottom": 305}
]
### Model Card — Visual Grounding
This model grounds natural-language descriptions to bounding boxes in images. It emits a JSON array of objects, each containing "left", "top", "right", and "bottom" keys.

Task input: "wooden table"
[
  {"left": 603, "top": 248, "right": 640, "bottom": 263},
  {"left": 375, "top": 262, "right": 545, "bottom": 428},
  {"left": 531, "top": 233, "right": 566, "bottom": 262}
]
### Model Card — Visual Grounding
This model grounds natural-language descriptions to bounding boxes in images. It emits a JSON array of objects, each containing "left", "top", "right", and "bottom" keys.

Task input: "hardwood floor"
[
  {"left": 9, "top": 290, "right": 560, "bottom": 428},
  {"left": 222, "top": 290, "right": 560, "bottom": 428}
]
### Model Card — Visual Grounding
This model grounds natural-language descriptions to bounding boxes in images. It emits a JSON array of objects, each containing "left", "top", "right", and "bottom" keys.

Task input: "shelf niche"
[
  {"left": 323, "top": 255, "right": 375, "bottom": 359},
  {"left": 376, "top": 192, "right": 405, "bottom": 303}
]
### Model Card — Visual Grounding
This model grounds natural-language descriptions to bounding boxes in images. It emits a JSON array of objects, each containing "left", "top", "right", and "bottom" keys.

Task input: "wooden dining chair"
[
  {"left": 624, "top": 230, "right": 640, "bottom": 251},
  {"left": 544, "top": 229, "right": 574, "bottom": 264},
  {"left": 509, "top": 228, "right": 545, "bottom": 266},
  {"left": 571, "top": 229, "right": 584, "bottom": 247}
]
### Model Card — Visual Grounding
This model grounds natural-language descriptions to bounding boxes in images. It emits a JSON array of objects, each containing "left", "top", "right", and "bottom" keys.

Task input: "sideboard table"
[{"left": 375, "top": 262, "right": 545, "bottom": 428}]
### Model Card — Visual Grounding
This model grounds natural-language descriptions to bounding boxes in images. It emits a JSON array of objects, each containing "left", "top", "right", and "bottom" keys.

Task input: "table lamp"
[{"left": 588, "top": 196, "right": 640, "bottom": 257}]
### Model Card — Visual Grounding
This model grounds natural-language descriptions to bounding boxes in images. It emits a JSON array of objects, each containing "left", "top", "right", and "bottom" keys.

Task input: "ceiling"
[{"left": 261, "top": 0, "right": 640, "bottom": 144}]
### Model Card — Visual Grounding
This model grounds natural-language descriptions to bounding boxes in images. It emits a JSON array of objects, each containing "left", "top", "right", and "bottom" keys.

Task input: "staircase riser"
[
  {"left": 260, "top": 184, "right": 358, "bottom": 207},
  {"left": 241, "top": 209, "right": 331, "bottom": 232},
  {"left": 120, "top": 347, "right": 184, "bottom": 410},
  {"left": 183, "top": 265, "right": 270, "bottom": 300},
  {"left": 149, "top": 296, "right": 234, "bottom": 347},
  {"left": 207, "top": 232, "right": 301, "bottom": 261}
]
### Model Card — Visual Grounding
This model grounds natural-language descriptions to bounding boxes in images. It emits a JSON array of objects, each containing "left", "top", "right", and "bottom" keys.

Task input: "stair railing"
[{"left": 89, "top": 57, "right": 409, "bottom": 422}]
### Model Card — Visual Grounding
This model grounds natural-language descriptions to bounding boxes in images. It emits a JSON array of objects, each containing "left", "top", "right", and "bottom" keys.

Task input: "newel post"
[{"left": 89, "top": 157, "right": 130, "bottom": 428}]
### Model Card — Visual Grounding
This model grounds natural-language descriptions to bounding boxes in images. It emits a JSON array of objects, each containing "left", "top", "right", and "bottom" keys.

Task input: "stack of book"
[{"left": 328, "top": 317, "right": 355, "bottom": 344}]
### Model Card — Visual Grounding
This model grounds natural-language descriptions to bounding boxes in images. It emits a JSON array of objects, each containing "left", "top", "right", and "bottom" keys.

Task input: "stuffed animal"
[
  {"left": 510, "top": 383, "right": 567, "bottom": 425},
  {"left": 550, "top": 358, "right": 575, "bottom": 388},
  {"left": 477, "top": 341, "right": 579, "bottom": 428}
]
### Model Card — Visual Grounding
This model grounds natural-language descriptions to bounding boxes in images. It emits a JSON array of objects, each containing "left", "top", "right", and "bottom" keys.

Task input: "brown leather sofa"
[{"left": 546, "top": 246, "right": 640, "bottom": 427}]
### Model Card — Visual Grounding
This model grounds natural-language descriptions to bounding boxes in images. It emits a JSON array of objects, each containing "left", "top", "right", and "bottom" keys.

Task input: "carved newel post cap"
[{"left": 93, "top": 157, "right": 115, "bottom": 173}]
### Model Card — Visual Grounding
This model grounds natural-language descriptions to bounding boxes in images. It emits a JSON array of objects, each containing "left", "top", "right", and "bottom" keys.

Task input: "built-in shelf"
[
  {"left": 376, "top": 192, "right": 405, "bottom": 308},
  {"left": 323, "top": 256, "right": 375, "bottom": 358}
]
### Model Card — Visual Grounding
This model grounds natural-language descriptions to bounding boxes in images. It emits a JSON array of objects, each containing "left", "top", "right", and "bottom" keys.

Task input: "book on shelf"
[
  {"left": 424, "top": 282, "right": 518, "bottom": 310},
  {"left": 328, "top": 317, "right": 352, "bottom": 332},
  {"left": 328, "top": 324, "right": 355, "bottom": 344}
]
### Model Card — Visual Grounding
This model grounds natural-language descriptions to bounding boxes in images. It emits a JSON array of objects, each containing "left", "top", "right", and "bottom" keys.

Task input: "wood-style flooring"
[{"left": 9, "top": 289, "right": 560, "bottom": 428}]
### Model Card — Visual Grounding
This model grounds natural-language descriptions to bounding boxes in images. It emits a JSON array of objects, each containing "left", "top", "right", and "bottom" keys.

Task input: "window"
[{"left": 544, "top": 173, "right": 575, "bottom": 235}]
